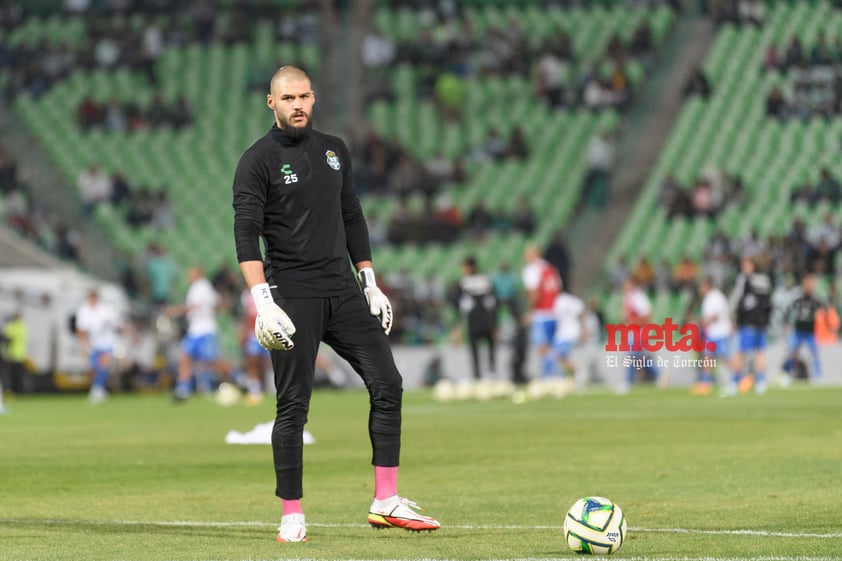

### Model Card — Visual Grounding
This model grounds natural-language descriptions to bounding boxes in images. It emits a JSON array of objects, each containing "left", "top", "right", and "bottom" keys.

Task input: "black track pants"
[{"left": 269, "top": 292, "right": 403, "bottom": 499}]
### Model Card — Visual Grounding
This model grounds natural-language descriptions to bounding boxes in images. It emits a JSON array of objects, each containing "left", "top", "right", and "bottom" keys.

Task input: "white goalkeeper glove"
[
  {"left": 251, "top": 283, "right": 296, "bottom": 351},
  {"left": 359, "top": 267, "right": 393, "bottom": 335}
]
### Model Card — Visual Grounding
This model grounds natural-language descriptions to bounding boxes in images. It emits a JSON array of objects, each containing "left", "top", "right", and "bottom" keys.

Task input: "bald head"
[{"left": 269, "top": 66, "right": 310, "bottom": 96}]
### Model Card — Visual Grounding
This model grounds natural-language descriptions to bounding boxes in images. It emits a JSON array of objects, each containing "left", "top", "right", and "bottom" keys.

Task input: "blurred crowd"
[
  {"left": 77, "top": 93, "right": 193, "bottom": 132},
  {"left": 608, "top": 213, "right": 842, "bottom": 308},
  {"left": 0, "top": 0, "right": 321, "bottom": 101},
  {"left": 361, "top": 1, "right": 673, "bottom": 116},
  {"left": 763, "top": 30, "right": 842, "bottom": 122},
  {"left": 0, "top": 143, "right": 83, "bottom": 262},
  {"left": 658, "top": 169, "right": 746, "bottom": 220}
]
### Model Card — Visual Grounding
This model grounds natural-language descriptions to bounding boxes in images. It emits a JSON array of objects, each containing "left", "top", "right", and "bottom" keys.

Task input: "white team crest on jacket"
[{"left": 326, "top": 150, "right": 341, "bottom": 170}]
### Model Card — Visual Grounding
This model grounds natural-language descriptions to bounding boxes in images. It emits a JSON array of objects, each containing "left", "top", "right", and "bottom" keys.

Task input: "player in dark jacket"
[
  {"left": 232, "top": 66, "right": 439, "bottom": 542},
  {"left": 455, "top": 256, "right": 498, "bottom": 381},
  {"left": 783, "top": 274, "right": 825, "bottom": 384}
]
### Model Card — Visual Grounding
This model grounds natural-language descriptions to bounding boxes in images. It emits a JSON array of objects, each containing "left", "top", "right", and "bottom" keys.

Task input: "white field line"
[{"left": 2, "top": 518, "right": 841, "bottom": 540}]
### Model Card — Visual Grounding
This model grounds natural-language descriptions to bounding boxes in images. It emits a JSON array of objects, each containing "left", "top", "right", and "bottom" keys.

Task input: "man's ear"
[{"left": 266, "top": 94, "right": 274, "bottom": 110}]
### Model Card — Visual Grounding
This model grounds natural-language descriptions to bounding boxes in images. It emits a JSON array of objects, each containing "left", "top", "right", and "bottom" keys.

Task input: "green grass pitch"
[{"left": 1, "top": 385, "right": 841, "bottom": 561}]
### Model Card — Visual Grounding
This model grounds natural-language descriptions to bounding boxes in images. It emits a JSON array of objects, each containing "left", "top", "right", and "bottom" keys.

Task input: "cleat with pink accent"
[
  {"left": 368, "top": 496, "right": 440, "bottom": 532},
  {"left": 277, "top": 513, "right": 307, "bottom": 542}
]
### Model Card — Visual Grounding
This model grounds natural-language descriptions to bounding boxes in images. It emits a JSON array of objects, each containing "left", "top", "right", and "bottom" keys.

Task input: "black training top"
[{"left": 233, "top": 124, "right": 371, "bottom": 297}]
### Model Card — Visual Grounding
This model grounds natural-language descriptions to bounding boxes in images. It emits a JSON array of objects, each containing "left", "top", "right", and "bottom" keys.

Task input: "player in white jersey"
[
  {"left": 170, "top": 266, "right": 221, "bottom": 401},
  {"left": 75, "top": 289, "right": 121, "bottom": 403},
  {"left": 696, "top": 276, "right": 733, "bottom": 395},
  {"left": 552, "top": 289, "right": 586, "bottom": 386}
]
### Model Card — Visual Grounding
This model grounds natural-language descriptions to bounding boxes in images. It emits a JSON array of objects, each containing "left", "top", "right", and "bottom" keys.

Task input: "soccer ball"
[
  {"left": 563, "top": 496, "right": 626, "bottom": 555},
  {"left": 215, "top": 382, "right": 242, "bottom": 407}
]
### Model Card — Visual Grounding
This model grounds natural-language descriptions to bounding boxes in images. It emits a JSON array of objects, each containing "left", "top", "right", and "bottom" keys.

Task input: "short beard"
[{"left": 278, "top": 114, "right": 312, "bottom": 140}]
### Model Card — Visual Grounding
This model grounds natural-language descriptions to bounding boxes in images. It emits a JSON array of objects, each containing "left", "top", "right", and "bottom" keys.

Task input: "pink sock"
[
  {"left": 374, "top": 466, "right": 398, "bottom": 500},
  {"left": 282, "top": 499, "right": 303, "bottom": 516}
]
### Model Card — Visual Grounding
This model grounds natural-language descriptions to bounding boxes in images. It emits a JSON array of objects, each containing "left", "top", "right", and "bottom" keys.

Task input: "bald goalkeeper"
[{"left": 232, "top": 66, "right": 440, "bottom": 543}]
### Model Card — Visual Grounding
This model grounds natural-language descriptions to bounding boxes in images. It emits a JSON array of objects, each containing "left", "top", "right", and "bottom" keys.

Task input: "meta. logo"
[{"left": 604, "top": 318, "right": 716, "bottom": 353}]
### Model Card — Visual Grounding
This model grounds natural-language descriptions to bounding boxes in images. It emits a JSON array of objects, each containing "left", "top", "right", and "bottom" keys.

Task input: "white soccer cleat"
[
  {"left": 368, "top": 495, "right": 440, "bottom": 532},
  {"left": 277, "top": 513, "right": 307, "bottom": 542}
]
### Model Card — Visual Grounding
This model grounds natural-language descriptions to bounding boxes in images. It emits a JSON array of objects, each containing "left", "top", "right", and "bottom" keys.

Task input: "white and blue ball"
[{"left": 563, "top": 496, "right": 626, "bottom": 555}]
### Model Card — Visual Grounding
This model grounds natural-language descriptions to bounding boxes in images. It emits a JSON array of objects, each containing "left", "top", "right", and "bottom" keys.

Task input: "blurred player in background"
[
  {"left": 782, "top": 274, "right": 824, "bottom": 385},
  {"left": 552, "top": 285, "right": 585, "bottom": 389},
  {"left": 695, "top": 275, "right": 733, "bottom": 395},
  {"left": 239, "top": 286, "right": 271, "bottom": 404},
  {"left": 169, "top": 266, "right": 220, "bottom": 401},
  {"left": 620, "top": 275, "right": 660, "bottom": 392},
  {"left": 728, "top": 257, "right": 774, "bottom": 395},
  {"left": 232, "top": 66, "right": 439, "bottom": 543},
  {"left": 75, "top": 288, "right": 121, "bottom": 403},
  {"left": 455, "top": 255, "right": 498, "bottom": 382},
  {"left": 522, "top": 243, "right": 562, "bottom": 379}
]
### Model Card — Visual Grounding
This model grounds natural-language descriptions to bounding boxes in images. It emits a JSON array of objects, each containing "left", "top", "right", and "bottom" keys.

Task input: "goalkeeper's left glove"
[{"left": 359, "top": 267, "right": 393, "bottom": 335}]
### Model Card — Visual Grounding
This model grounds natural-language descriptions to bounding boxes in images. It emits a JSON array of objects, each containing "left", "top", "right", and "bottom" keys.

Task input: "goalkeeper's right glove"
[{"left": 251, "top": 283, "right": 296, "bottom": 351}]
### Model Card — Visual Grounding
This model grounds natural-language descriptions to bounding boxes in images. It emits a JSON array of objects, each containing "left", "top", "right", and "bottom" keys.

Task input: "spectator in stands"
[
  {"left": 809, "top": 212, "right": 841, "bottom": 251},
  {"left": 465, "top": 201, "right": 493, "bottom": 240},
  {"left": 631, "top": 256, "right": 655, "bottom": 293},
  {"left": 104, "top": 96, "right": 127, "bottom": 132},
  {"left": 126, "top": 187, "right": 155, "bottom": 228},
  {"left": 171, "top": 96, "right": 193, "bottom": 129},
  {"left": 737, "top": 0, "right": 764, "bottom": 27},
  {"left": 810, "top": 31, "right": 834, "bottom": 66},
  {"left": 387, "top": 151, "right": 423, "bottom": 201},
  {"left": 482, "top": 128, "right": 508, "bottom": 162},
  {"left": 423, "top": 150, "right": 455, "bottom": 186},
  {"left": 762, "top": 44, "right": 781, "bottom": 72},
  {"left": 147, "top": 93, "right": 170, "bottom": 128},
  {"left": 544, "top": 230, "right": 572, "bottom": 289},
  {"left": 608, "top": 256, "right": 630, "bottom": 293},
  {"left": 433, "top": 71, "right": 465, "bottom": 120},
  {"left": 581, "top": 130, "right": 616, "bottom": 209},
  {"left": 77, "top": 95, "right": 104, "bottom": 131},
  {"left": 534, "top": 44, "right": 570, "bottom": 109},
  {"left": 790, "top": 181, "right": 814, "bottom": 205},
  {"left": 430, "top": 194, "right": 462, "bottom": 243},
  {"left": 684, "top": 66, "right": 712, "bottom": 99},
  {"left": 765, "top": 86, "right": 788, "bottom": 120},
  {"left": 667, "top": 185, "right": 693, "bottom": 219},
  {"left": 814, "top": 167, "right": 841, "bottom": 205},
  {"left": 654, "top": 259, "right": 672, "bottom": 292},
  {"left": 510, "top": 196, "right": 535, "bottom": 236},
  {"left": 140, "top": 17, "right": 165, "bottom": 84},
  {"left": 739, "top": 229, "right": 767, "bottom": 260},
  {"left": 110, "top": 171, "right": 131, "bottom": 207},
  {"left": 691, "top": 177, "right": 717, "bottom": 219},
  {"left": 143, "top": 242, "right": 177, "bottom": 307},
  {"left": 77, "top": 163, "right": 113, "bottom": 216},
  {"left": 657, "top": 174, "right": 681, "bottom": 208},
  {"left": 784, "top": 35, "right": 806, "bottom": 69},
  {"left": 507, "top": 126, "right": 528, "bottom": 160},
  {"left": 671, "top": 255, "right": 700, "bottom": 293},
  {"left": 629, "top": 20, "right": 656, "bottom": 70},
  {"left": 386, "top": 201, "right": 414, "bottom": 245},
  {"left": 150, "top": 189, "right": 175, "bottom": 230}
]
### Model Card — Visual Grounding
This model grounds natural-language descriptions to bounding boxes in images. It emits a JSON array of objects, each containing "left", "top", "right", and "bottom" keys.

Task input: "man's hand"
[
  {"left": 359, "top": 268, "right": 393, "bottom": 335},
  {"left": 251, "top": 283, "right": 296, "bottom": 351}
]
